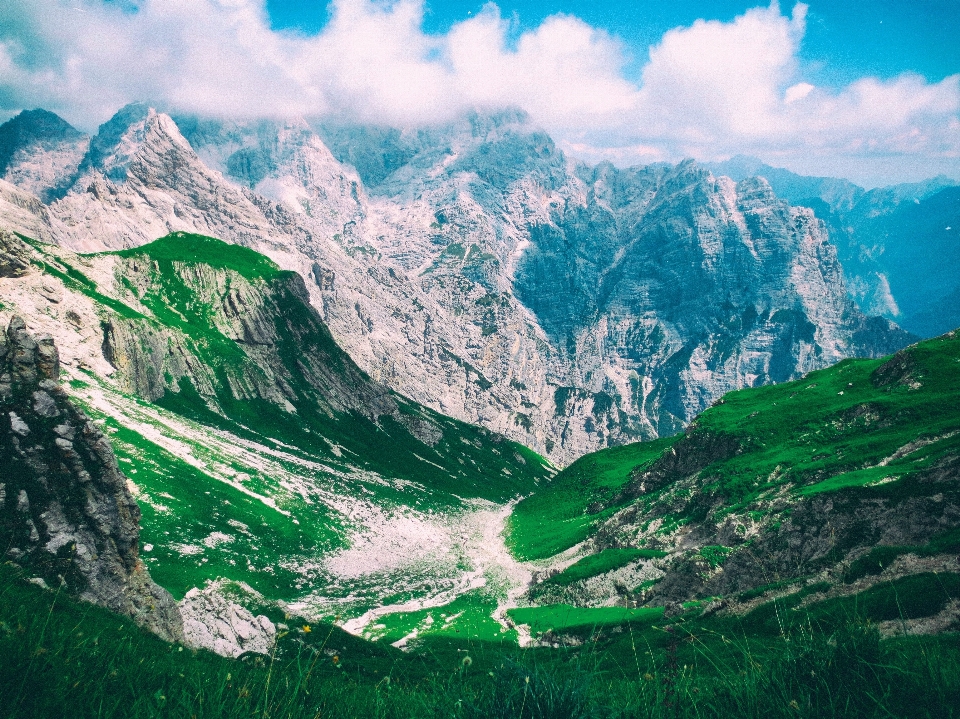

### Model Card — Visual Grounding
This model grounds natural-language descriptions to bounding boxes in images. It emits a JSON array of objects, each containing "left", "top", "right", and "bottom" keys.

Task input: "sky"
[{"left": 1, "top": 0, "right": 958, "bottom": 186}]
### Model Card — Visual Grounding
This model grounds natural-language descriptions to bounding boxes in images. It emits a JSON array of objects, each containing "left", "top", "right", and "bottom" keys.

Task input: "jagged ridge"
[{"left": 0, "top": 106, "right": 916, "bottom": 464}]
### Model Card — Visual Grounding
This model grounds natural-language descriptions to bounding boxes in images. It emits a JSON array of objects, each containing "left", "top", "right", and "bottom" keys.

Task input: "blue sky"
[{"left": 1, "top": 0, "right": 958, "bottom": 185}]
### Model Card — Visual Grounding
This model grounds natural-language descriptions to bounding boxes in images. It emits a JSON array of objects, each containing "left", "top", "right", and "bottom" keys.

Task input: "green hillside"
[
  {"left": 508, "top": 437, "right": 678, "bottom": 560},
  {"left": 4, "top": 545, "right": 959, "bottom": 719},
  {"left": 511, "top": 328, "right": 960, "bottom": 627}
]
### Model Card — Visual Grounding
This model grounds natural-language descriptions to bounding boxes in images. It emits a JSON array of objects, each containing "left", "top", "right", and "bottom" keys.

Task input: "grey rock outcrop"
[
  {"left": 0, "top": 227, "right": 31, "bottom": 277},
  {"left": 179, "top": 581, "right": 276, "bottom": 658},
  {"left": 0, "top": 316, "right": 183, "bottom": 642}
]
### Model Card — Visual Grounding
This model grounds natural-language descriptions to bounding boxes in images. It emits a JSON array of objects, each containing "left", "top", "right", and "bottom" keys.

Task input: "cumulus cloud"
[{"left": 0, "top": 0, "right": 957, "bottom": 184}]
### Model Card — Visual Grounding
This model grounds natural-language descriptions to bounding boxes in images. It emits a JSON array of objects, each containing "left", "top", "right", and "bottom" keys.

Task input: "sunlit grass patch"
[
  {"left": 507, "top": 437, "right": 678, "bottom": 561},
  {"left": 508, "top": 605, "right": 663, "bottom": 636},
  {"left": 545, "top": 548, "right": 667, "bottom": 586}
]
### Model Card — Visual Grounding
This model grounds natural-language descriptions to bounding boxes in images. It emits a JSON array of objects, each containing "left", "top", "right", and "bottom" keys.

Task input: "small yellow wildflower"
[{"left": 303, "top": 625, "right": 311, "bottom": 633}]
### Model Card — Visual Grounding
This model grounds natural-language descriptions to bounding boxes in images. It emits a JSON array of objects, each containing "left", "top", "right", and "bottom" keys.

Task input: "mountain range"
[
  {"left": 0, "top": 104, "right": 924, "bottom": 465},
  {"left": 1, "top": 99, "right": 958, "bottom": 649}
]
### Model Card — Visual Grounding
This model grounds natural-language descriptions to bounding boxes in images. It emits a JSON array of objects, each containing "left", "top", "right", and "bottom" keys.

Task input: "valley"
[
  {"left": 0, "top": 102, "right": 958, "bottom": 718},
  {"left": 0, "top": 228, "right": 552, "bottom": 647}
]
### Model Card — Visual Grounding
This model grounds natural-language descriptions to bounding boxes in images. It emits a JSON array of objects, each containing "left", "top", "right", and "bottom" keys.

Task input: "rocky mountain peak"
[
  {"left": 0, "top": 316, "right": 183, "bottom": 642},
  {"left": 0, "top": 109, "right": 90, "bottom": 202},
  {"left": 84, "top": 102, "right": 159, "bottom": 181},
  {"left": 0, "top": 109, "right": 85, "bottom": 167}
]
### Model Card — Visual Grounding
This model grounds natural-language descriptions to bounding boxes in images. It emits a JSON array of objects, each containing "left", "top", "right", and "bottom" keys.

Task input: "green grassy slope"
[
  {"left": 8, "top": 231, "right": 551, "bottom": 632},
  {"left": 4, "top": 554, "right": 959, "bottom": 719},
  {"left": 510, "top": 329, "right": 960, "bottom": 623},
  {"left": 508, "top": 437, "right": 677, "bottom": 560},
  {"left": 103, "top": 233, "right": 552, "bottom": 502},
  {"left": 690, "top": 331, "right": 960, "bottom": 504},
  {"left": 516, "top": 330, "right": 959, "bottom": 551}
]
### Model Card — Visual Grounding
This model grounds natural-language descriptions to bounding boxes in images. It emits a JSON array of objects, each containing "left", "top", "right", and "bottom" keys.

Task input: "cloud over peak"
[{"left": 0, "top": 0, "right": 957, "bottom": 184}]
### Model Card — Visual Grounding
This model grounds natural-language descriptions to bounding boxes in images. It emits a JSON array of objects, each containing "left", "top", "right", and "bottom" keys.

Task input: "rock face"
[
  {"left": 179, "top": 581, "right": 276, "bottom": 658},
  {"left": 0, "top": 315, "right": 183, "bottom": 642},
  {"left": 0, "top": 227, "right": 30, "bottom": 277},
  {"left": 0, "top": 106, "right": 916, "bottom": 463},
  {"left": 0, "top": 109, "right": 89, "bottom": 203},
  {"left": 0, "top": 229, "right": 549, "bottom": 502},
  {"left": 706, "top": 155, "right": 960, "bottom": 340}
]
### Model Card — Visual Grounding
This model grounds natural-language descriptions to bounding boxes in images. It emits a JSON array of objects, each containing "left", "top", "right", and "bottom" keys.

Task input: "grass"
[
  {"left": 690, "top": 330, "right": 960, "bottom": 511},
  {"left": 508, "top": 437, "right": 679, "bottom": 560},
  {"left": 843, "top": 527, "right": 960, "bottom": 584},
  {"left": 3, "top": 561, "right": 960, "bottom": 718},
  {"left": 359, "top": 592, "right": 512, "bottom": 645},
  {"left": 508, "top": 605, "right": 664, "bottom": 636},
  {"left": 114, "top": 232, "right": 284, "bottom": 280},
  {"left": 511, "top": 330, "right": 960, "bottom": 578},
  {"left": 545, "top": 549, "right": 667, "bottom": 587}
]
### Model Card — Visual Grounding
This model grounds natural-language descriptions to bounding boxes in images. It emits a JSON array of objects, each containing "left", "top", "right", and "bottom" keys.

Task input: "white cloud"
[
  {"left": 784, "top": 82, "right": 813, "bottom": 104},
  {"left": 0, "top": 0, "right": 957, "bottom": 184}
]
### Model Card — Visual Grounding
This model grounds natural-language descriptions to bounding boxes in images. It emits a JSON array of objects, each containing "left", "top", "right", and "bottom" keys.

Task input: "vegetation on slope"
[
  {"left": 689, "top": 330, "right": 960, "bottom": 504},
  {"left": 3, "top": 559, "right": 959, "bottom": 718},
  {"left": 6, "top": 231, "right": 552, "bottom": 629},
  {"left": 508, "top": 328, "right": 960, "bottom": 666},
  {"left": 515, "top": 331, "right": 959, "bottom": 551},
  {"left": 107, "top": 233, "right": 552, "bottom": 501},
  {"left": 508, "top": 437, "right": 677, "bottom": 560},
  {"left": 115, "top": 232, "right": 284, "bottom": 280}
]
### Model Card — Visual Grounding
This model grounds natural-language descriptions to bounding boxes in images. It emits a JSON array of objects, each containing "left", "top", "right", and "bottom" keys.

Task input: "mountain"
[
  {"left": 0, "top": 226, "right": 551, "bottom": 639},
  {"left": 511, "top": 329, "right": 960, "bottom": 631},
  {"left": 833, "top": 186, "right": 960, "bottom": 338},
  {"left": 2, "top": 222, "right": 959, "bottom": 715},
  {"left": 0, "top": 109, "right": 89, "bottom": 203},
  {"left": 706, "top": 155, "right": 960, "bottom": 339},
  {"left": 205, "top": 111, "right": 913, "bottom": 458},
  {"left": 705, "top": 154, "right": 866, "bottom": 212},
  {"left": 0, "top": 106, "right": 914, "bottom": 464},
  {"left": 0, "top": 313, "right": 182, "bottom": 641}
]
